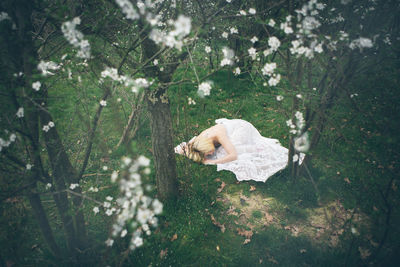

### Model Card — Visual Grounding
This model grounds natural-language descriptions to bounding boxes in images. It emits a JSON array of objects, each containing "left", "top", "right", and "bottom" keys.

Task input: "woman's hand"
[{"left": 203, "top": 159, "right": 215, "bottom": 165}]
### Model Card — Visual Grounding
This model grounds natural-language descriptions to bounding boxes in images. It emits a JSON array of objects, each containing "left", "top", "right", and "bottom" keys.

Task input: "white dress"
[{"left": 175, "top": 118, "right": 304, "bottom": 183}]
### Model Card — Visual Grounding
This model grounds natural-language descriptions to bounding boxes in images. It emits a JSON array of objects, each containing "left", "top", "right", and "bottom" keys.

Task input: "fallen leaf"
[
  {"left": 237, "top": 228, "right": 253, "bottom": 239},
  {"left": 243, "top": 238, "right": 251, "bottom": 244},
  {"left": 217, "top": 182, "right": 226, "bottom": 193},
  {"left": 170, "top": 233, "right": 178, "bottom": 241},
  {"left": 250, "top": 185, "right": 256, "bottom": 192},
  {"left": 214, "top": 178, "right": 221, "bottom": 182},
  {"left": 210, "top": 214, "right": 226, "bottom": 233},
  {"left": 265, "top": 212, "right": 274, "bottom": 223},
  {"left": 226, "top": 206, "right": 239, "bottom": 216}
]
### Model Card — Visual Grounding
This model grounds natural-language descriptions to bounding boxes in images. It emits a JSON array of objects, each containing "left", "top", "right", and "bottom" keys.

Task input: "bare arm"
[{"left": 203, "top": 128, "right": 237, "bottom": 165}]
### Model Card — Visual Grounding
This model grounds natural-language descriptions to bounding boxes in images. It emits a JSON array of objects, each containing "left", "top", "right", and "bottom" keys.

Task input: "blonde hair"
[{"left": 185, "top": 136, "right": 214, "bottom": 163}]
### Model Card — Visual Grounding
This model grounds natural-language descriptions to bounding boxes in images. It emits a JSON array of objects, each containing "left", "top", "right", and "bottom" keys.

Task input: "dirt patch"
[{"left": 217, "top": 188, "right": 369, "bottom": 248}]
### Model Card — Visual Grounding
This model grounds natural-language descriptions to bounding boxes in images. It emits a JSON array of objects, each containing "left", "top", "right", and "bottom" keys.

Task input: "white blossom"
[
  {"left": 268, "top": 74, "right": 281, "bottom": 86},
  {"left": 45, "top": 183, "right": 52, "bottom": 190},
  {"left": 230, "top": 27, "right": 238, "bottom": 34},
  {"left": 296, "top": 94, "right": 302, "bottom": 99},
  {"left": 198, "top": 81, "right": 212, "bottom": 96},
  {"left": 276, "top": 95, "right": 284, "bottom": 101},
  {"left": 37, "top": 60, "right": 61, "bottom": 76},
  {"left": 137, "top": 155, "right": 150, "bottom": 166},
  {"left": 26, "top": 164, "right": 33, "bottom": 170},
  {"left": 106, "top": 209, "right": 113, "bottom": 216},
  {"left": 248, "top": 47, "right": 257, "bottom": 60},
  {"left": 153, "top": 59, "right": 158, "bottom": 65},
  {"left": 100, "top": 100, "right": 107, "bottom": 107},
  {"left": 105, "top": 238, "right": 114, "bottom": 247},
  {"left": 115, "top": 0, "right": 139, "bottom": 20},
  {"left": 233, "top": 67, "right": 241, "bottom": 76},
  {"left": 249, "top": 8, "right": 256, "bottom": 14},
  {"left": 16, "top": 107, "right": 24, "bottom": 118},
  {"left": 61, "top": 17, "right": 91, "bottom": 58},
  {"left": 268, "top": 36, "right": 281, "bottom": 51},
  {"left": 32, "top": 81, "right": 41, "bottom": 91},
  {"left": 93, "top": 207, "right": 100, "bottom": 214},
  {"left": 205, "top": 46, "right": 211, "bottom": 53},
  {"left": 222, "top": 32, "right": 229, "bottom": 39},
  {"left": 262, "top": 62, "right": 277, "bottom": 76},
  {"left": 250, "top": 36, "right": 259, "bottom": 43},
  {"left": 69, "top": 183, "right": 79, "bottom": 190},
  {"left": 111, "top": 171, "right": 119, "bottom": 183},
  {"left": 239, "top": 10, "right": 247, "bottom": 16},
  {"left": 42, "top": 125, "right": 50, "bottom": 132},
  {"left": 121, "top": 229, "right": 128, "bottom": 237},
  {"left": 294, "top": 132, "right": 310, "bottom": 152},
  {"left": 293, "top": 154, "right": 299, "bottom": 162},
  {"left": 188, "top": 97, "right": 196, "bottom": 105},
  {"left": 268, "top": 19, "right": 276, "bottom": 27},
  {"left": 48, "top": 121, "right": 55, "bottom": 127}
]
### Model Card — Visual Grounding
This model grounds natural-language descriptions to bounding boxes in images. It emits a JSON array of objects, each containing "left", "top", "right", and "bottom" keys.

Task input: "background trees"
[{"left": 0, "top": 0, "right": 399, "bottom": 265}]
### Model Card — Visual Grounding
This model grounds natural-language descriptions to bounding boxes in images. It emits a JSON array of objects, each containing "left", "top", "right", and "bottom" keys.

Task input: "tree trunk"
[
  {"left": 38, "top": 105, "right": 87, "bottom": 251},
  {"left": 27, "top": 190, "right": 61, "bottom": 256},
  {"left": 146, "top": 87, "right": 179, "bottom": 201}
]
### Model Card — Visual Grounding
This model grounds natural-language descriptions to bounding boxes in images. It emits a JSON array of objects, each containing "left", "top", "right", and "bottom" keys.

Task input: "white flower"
[
  {"left": 188, "top": 97, "right": 196, "bottom": 105},
  {"left": 153, "top": 59, "right": 158, "bottom": 65},
  {"left": 172, "top": 15, "right": 191, "bottom": 38},
  {"left": 293, "top": 154, "right": 299, "bottom": 162},
  {"left": 121, "top": 229, "right": 128, "bottom": 237},
  {"left": 239, "top": 10, "right": 247, "bottom": 16},
  {"left": 248, "top": 47, "right": 257, "bottom": 60},
  {"left": 143, "top": 168, "right": 151, "bottom": 175},
  {"left": 152, "top": 199, "right": 163, "bottom": 214},
  {"left": 268, "top": 74, "right": 281, "bottom": 86},
  {"left": 0, "top": 12, "right": 11, "bottom": 22},
  {"left": 115, "top": 0, "right": 139, "bottom": 20},
  {"left": 198, "top": 81, "right": 212, "bottom": 96},
  {"left": 32, "top": 81, "right": 41, "bottom": 91},
  {"left": 61, "top": 18, "right": 91, "bottom": 58},
  {"left": 349, "top": 37, "right": 373, "bottom": 50},
  {"left": 16, "top": 107, "right": 24, "bottom": 118},
  {"left": 351, "top": 227, "right": 359, "bottom": 235},
  {"left": 226, "top": 0, "right": 232, "bottom": 2},
  {"left": 37, "top": 61, "right": 60, "bottom": 76},
  {"left": 296, "top": 94, "right": 302, "bottom": 99},
  {"left": 111, "top": 171, "right": 118, "bottom": 183},
  {"left": 313, "top": 87, "right": 317, "bottom": 91},
  {"left": 133, "top": 236, "right": 143, "bottom": 247},
  {"left": 45, "top": 183, "right": 52, "bottom": 190},
  {"left": 262, "top": 62, "right": 277, "bottom": 76},
  {"left": 294, "top": 132, "right": 310, "bottom": 152},
  {"left": 106, "top": 196, "right": 113, "bottom": 201},
  {"left": 26, "top": 164, "right": 33, "bottom": 170},
  {"left": 103, "top": 166, "right": 108, "bottom": 171},
  {"left": 69, "top": 183, "right": 79, "bottom": 190},
  {"left": 105, "top": 238, "right": 114, "bottom": 247},
  {"left": 222, "top": 32, "right": 228, "bottom": 39},
  {"left": 230, "top": 27, "right": 238, "bottom": 34},
  {"left": 263, "top": 49, "right": 272, "bottom": 56},
  {"left": 205, "top": 46, "right": 211, "bottom": 53},
  {"left": 249, "top": 8, "right": 256, "bottom": 14},
  {"left": 105, "top": 209, "right": 113, "bottom": 216},
  {"left": 93, "top": 207, "right": 100, "bottom": 214},
  {"left": 268, "top": 36, "right": 281, "bottom": 51},
  {"left": 42, "top": 125, "right": 50, "bottom": 132},
  {"left": 103, "top": 201, "right": 111, "bottom": 208},
  {"left": 314, "top": 43, "right": 323, "bottom": 53},
  {"left": 122, "top": 156, "right": 132, "bottom": 166},
  {"left": 48, "top": 121, "right": 55, "bottom": 127},
  {"left": 233, "top": 67, "right": 241, "bottom": 76},
  {"left": 100, "top": 100, "right": 107, "bottom": 106},
  {"left": 250, "top": 36, "right": 259, "bottom": 43},
  {"left": 276, "top": 95, "right": 284, "bottom": 101},
  {"left": 137, "top": 155, "right": 150, "bottom": 166},
  {"left": 268, "top": 19, "right": 276, "bottom": 27}
]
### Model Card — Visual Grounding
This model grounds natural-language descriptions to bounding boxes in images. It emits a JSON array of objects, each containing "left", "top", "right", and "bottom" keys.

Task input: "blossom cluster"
[
  {"left": 149, "top": 15, "right": 192, "bottom": 51},
  {"left": 220, "top": 47, "right": 235, "bottom": 67},
  {"left": 197, "top": 81, "right": 213, "bottom": 97},
  {"left": 61, "top": 17, "right": 91, "bottom": 59},
  {"left": 37, "top": 61, "right": 61, "bottom": 76},
  {"left": 100, "top": 67, "right": 151, "bottom": 93},
  {"left": 0, "top": 132, "right": 17, "bottom": 152},
  {"left": 42, "top": 121, "right": 55, "bottom": 132},
  {"left": 101, "top": 155, "right": 163, "bottom": 251}
]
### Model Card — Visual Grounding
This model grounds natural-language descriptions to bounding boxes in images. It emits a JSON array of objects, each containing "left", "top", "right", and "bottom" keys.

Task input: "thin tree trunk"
[
  {"left": 27, "top": 190, "right": 61, "bottom": 256},
  {"left": 146, "top": 87, "right": 179, "bottom": 200}
]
